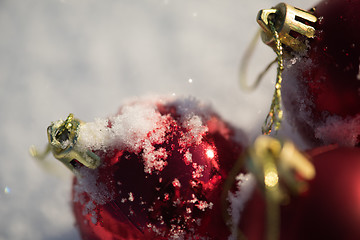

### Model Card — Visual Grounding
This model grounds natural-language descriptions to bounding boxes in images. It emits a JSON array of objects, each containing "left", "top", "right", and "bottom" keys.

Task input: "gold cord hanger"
[
  {"left": 262, "top": 18, "right": 284, "bottom": 135},
  {"left": 240, "top": 2, "right": 317, "bottom": 135},
  {"left": 239, "top": 30, "right": 277, "bottom": 92}
]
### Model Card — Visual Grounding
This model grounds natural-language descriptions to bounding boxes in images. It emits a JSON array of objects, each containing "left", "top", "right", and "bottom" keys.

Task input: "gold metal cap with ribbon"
[
  {"left": 30, "top": 114, "right": 101, "bottom": 173},
  {"left": 240, "top": 2, "right": 317, "bottom": 135},
  {"left": 257, "top": 3, "right": 317, "bottom": 52}
]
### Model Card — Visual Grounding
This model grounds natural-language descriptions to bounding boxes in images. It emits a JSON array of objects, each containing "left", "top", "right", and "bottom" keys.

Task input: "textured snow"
[
  {"left": 283, "top": 53, "right": 360, "bottom": 147},
  {"left": 77, "top": 96, "right": 213, "bottom": 154},
  {"left": 179, "top": 115, "right": 209, "bottom": 146},
  {"left": 78, "top": 101, "right": 169, "bottom": 153},
  {"left": 315, "top": 114, "right": 360, "bottom": 146},
  {"left": 72, "top": 167, "right": 114, "bottom": 224},
  {"left": 0, "top": 0, "right": 316, "bottom": 239},
  {"left": 77, "top": 96, "right": 216, "bottom": 174},
  {"left": 76, "top": 118, "right": 110, "bottom": 150}
]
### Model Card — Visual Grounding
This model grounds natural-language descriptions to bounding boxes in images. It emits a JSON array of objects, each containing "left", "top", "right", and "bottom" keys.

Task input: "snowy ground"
[{"left": 0, "top": 0, "right": 315, "bottom": 239}]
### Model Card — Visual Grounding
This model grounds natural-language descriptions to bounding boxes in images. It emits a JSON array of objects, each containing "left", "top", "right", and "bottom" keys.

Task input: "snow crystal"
[
  {"left": 172, "top": 178, "right": 181, "bottom": 188},
  {"left": 142, "top": 144, "right": 168, "bottom": 173},
  {"left": 73, "top": 167, "right": 114, "bottom": 221},
  {"left": 228, "top": 173, "right": 256, "bottom": 240},
  {"left": 315, "top": 114, "right": 360, "bottom": 146},
  {"left": 82, "top": 201, "right": 96, "bottom": 216},
  {"left": 195, "top": 200, "right": 213, "bottom": 211},
  {"left": 73, "top": 167, "right": 114, "bottom": 205},
  {"left": 128, "top": 192, "right": 134, "bottom": 202},
  {"left": 184, "top": 150, "right": 193, "bottom": 165},
  {"left": 179, "top": 115, "right": 208, "bottom": 146},
  {"left": 81, "top": 201, "right": 98, "bottom": 224},
  {"left": 169, "top": 224, "right": 187, "bottom": 240},
  {"left": 191, "top": 162, "right": 205, "bottom": 179},
  {"left": 76, "top": 118, "right": 110, "bottom": 150},
  {"left": 161, "top": 97, "right": 213, "bottom": 148},
  {"left": 91, "top": 214, "right": 98, "bottom": 225},
  {"left": 110, "top": 103, "right": 169, "bottom": 152},
  {"left": 189, "top": 194, "right": 198, "bottom": 204}
]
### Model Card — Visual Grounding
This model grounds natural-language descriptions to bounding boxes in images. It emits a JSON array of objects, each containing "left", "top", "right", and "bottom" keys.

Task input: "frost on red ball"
[
  {"left": 282, "top": 0, "right": 360, "bottom": 147},
  {"left": 71, "top": 97, "right": 246, "bottom": 240}
]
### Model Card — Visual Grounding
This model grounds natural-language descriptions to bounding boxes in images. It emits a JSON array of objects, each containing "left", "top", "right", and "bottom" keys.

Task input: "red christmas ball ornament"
[
  {"left": 236, "top": 139, "right": 360, "bottom": 240},
  {"left": 280, "top": 0, "right": 360, "bottom": 146},
  {"left": 294, "top": 145, "right": 360, "bottom": 240},
  {"left": 45, "top": 97, "right": 246, "bottom": 239}
]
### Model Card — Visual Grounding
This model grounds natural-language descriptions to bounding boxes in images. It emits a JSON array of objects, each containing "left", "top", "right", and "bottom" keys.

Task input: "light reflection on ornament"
[
  {"left": 206, "top": 148, "right": 215, "bottom": 159},
  {"left": 264, "top": 168, "right": 278, "bottom": 188}
]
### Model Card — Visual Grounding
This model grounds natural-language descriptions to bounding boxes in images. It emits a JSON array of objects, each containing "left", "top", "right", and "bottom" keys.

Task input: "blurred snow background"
[{"left": 0, "top": 0, "right": 315, "bottom": 239}]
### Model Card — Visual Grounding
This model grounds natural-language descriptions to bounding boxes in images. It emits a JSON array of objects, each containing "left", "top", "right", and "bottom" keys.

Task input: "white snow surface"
[{"left": 0, "top": 0, "right": 316, "bottom": 239}]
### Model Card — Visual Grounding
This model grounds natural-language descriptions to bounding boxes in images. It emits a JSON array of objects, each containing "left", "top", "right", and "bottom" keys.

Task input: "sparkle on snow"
[{"left": 4, "top": 186, "right": 10, "bottom": 194}]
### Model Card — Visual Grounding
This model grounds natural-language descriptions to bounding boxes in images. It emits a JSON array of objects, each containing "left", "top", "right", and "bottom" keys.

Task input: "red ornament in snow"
[
  {"left": 280, "top": 0, "right": 360, "bottom": 146},
  {"left": 44, "top": 97, "right": 246, "bottom": 239},
  {"left": 238, "top": 142, "right": 360, "bottom": 240}
]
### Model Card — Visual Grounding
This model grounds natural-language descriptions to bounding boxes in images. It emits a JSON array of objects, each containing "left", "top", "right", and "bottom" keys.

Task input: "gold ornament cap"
[
  {"left": 245, "top": 136, "right": 315, "bottom": 240},
  {"left": 30, "top": 114, "right": 101, "bottom": 173},
  {"left": 257, "top": 3, "right": 317, "bottom": 52},
  {"left": 247, "top": 135, "right": 315, "bottom": 194}
]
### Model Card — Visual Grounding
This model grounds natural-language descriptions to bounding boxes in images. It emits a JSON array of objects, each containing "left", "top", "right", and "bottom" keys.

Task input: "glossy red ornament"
[
  {"left": 282, "top": 0, "right": 360, "bottom": 147},
  {"left": 239, "top": 145, "right": 360, "bottom": 240},
  {"left": 71, "top": 97, "right": 246, "bottom": 240}
]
